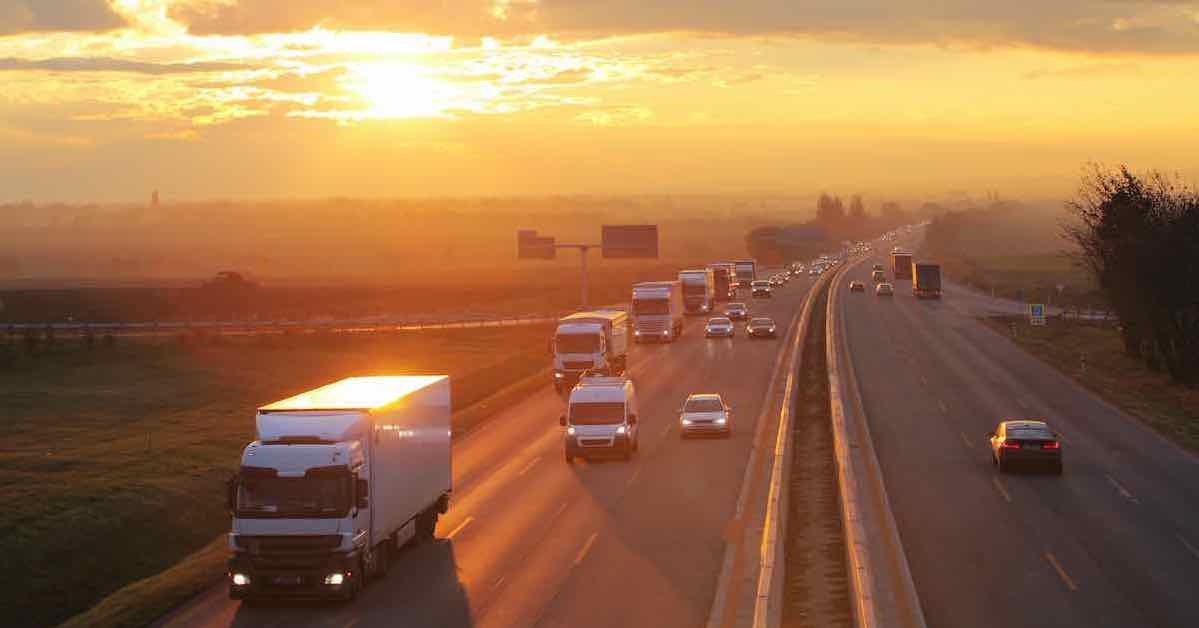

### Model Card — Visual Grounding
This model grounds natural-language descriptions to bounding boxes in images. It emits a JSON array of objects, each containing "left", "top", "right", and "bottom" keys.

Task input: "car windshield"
[
  {"left": 685, "top": 397, "right": 724, "bottom": 412},
  {"left": 556, "top": 333, "right": 599, "bottom": 353},
  {"left": 751, "top": 318, "right": 774, "bottom": 326},
  {"left": 569, "top": 401, "right": 627, "bottom": 425},
  {"left": 708, "top": 318, "right": 731, "bottom": 326},
  {"left": 236, "top": 466, "right": 350, "bottom": 518},
  {"left": 753, "top": 281, "right": 770, "bottom": 287},
  {"left": 632, "top": 298, "right": 670, "bottom": 315},
  {"left": 728, "top": 303, "right": 746, "bottom": 311}
]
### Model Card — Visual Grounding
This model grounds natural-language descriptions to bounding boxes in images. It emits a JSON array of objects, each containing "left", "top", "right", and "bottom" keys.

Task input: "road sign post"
[
  {"left": 518, "top": 225, "right": 658, "bottom": 310},
  {"left": 1028, "top": 303, "right": 1046, "bottom": 327}
]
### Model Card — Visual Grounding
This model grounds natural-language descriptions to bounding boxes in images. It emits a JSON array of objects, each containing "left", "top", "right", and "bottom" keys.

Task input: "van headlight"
[{"left": 324, "top": 573, "right": 345, "bottom": 586}]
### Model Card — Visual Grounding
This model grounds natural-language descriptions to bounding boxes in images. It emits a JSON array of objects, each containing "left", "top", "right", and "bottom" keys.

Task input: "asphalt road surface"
[
  {"left": 157, "top": 271, "right": 816, "bottom": 628},
  {"left": 837, "top": 246, "right": 1199, "bottom": 628}
]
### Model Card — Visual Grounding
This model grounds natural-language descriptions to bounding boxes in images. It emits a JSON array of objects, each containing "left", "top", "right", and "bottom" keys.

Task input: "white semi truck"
[
  {"left": 631, "top": 281, "right": 684, "bottom": 342},
  {"left": 678, "top": 268, "right": 717, "bottom": 315},
  {"left": 552, "top": 310, "right": 630, "bottom": 393},
  {"left": 226, "top": 376, "right": 452, "bottom": 602}
]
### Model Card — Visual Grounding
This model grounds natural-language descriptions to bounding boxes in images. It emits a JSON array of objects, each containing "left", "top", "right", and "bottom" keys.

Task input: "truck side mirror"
[
  {"left": 356, "top": 478, "right": 369, "bottom": 509},
  {"left": 559, "top": 415, "right": 567, "bottom": 426},
  {"left": 225, "top": 474, "right": 238, "bottom": 513}
]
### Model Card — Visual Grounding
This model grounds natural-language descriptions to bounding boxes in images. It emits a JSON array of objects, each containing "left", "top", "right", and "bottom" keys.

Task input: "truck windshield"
[
  {"left": 633, "top": 298, "right": 670, "bottom": 315},
  {"left": 236, "top": 466, "right": 350, "bottom": 518},
  {"left": 556, "top": 333, "right": 600, "bottom": 353},
  {"left": 569, "top": 401, "right": 626, "bottom": 425}
]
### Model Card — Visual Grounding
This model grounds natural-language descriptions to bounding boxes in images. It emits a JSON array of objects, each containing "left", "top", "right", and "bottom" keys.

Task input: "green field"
[
  {"left": 983, "top": 317, "right": 1199, "bottom": 453},
  {"left": 950, "top": 253, "right": 1098, "bottom": 306},
  {"left": 0, "top": 325, "right": 553, "bottom": 628}
]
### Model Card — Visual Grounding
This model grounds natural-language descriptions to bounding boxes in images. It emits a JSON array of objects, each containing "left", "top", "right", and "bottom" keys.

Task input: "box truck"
[
  {"left": 678, "top": 268, "right": 717, "bottom": 315},
  {"left": 226, "top": 376, "right": 452, "bottom": 601},
  {"left": 891, "top": 250, "right": 913, "bottom": 282},
  {"left": 708, "top": 262, "right": 737, "bottom": 301},
  {"left": 631, "top": 281, "right": 684, "bottom": 342},
  {"left": 733, "top": 260, "right": 757, "bottom": 288},
  {"left": 913, "top": 262, "right": 942, "bottom": 299},
  {"left": 552, "top": 310, "right": 630, "bottom": 393}
]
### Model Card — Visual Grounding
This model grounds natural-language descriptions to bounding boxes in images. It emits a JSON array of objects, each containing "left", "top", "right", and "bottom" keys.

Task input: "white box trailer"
[
  {"left": 227, "top": 376, "right": 451, "bottom": 601},
  {"left": 552, "top": 310, "right": 630, "bottom": 393},
  {"left": 631, "top": 281, "right": 684, "bottom": 342}
]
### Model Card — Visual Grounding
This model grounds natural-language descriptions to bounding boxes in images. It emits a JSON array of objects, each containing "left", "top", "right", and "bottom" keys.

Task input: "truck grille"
[
  {"left": 579, "top": 438, "right": 612, "bottom": 447},
  {"left": 638, "top": 320, "right": 667, "bottom": 332},
  {"left": 236, "top": 535, "right": 341, "bottom": 573}
]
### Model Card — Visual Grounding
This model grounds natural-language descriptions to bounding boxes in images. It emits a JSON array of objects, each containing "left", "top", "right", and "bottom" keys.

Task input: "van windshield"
[
  {"left": 569, "top": 401, "right": 626, "bottom": 425},
  {"left": 556, "top": 333, "right": 600, "bottom": 353}
]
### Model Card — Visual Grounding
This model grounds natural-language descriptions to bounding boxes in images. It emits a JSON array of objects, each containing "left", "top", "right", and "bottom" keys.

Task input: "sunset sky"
[{"left": 3, "top": 1, "right": 1198, "bottom": 202}]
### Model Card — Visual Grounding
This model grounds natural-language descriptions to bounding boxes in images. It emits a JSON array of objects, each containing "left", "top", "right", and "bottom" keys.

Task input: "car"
[
  {"left": 871, "top": 270, "right": 886, "bottom": 283},
  {"left": 875, "top": 282, "right": 894, "bottom": 296},
  {"left": 849, "top": 281, "right": 866, "bottom": 292},
  {"left": 988, "top": 420, "right": 1062, "bottom": 474},
  {"left": 724, "top": 302, "right": 749, "bottom": 320},
  {"left": 705, "top": 316, "right": 735, "bottom": 337},
  {"left": 872, "top": 263, "right": 884, "bottom": 272},
  {"left": 751, "top": 280, "right": 773, "bottom": 298},
  {"left": 678, "top": 393, "right": 731, "bottom": 438},
  {"left": 746, "top": 317, "right": 777, "bottom": 338},
  {"left": 769, "top": 275, "right": 784, "bottom": 286},
  {"left": 809, "top": 269, "right": 819, "bottom": 276}
]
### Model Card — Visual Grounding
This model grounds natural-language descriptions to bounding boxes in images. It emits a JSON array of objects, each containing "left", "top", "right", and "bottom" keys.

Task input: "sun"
[{"left": 350, "top": 63, "right": 464, "bottom": 119}]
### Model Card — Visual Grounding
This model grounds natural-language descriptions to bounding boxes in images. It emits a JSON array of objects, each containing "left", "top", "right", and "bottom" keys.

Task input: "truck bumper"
[{"left": 227, "top": 549, "right": 361, "bottom": 600}]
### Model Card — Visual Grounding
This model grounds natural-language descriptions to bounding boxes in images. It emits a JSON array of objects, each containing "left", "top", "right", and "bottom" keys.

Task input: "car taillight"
[
  {"left": 1042, "top": 441, "right": 1060, "bottom": 450},
  {"left": 1001, "top": 440, "right": 1021, "bottom": 449}
]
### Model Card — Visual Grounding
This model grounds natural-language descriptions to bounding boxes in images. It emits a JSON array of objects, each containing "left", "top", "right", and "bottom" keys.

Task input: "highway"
[
  {"left": 834, "top": 243, "right": 1199, "bottom": 628},
  {"left": 157, "top": 271, "right": 816, "bottom": 628}
]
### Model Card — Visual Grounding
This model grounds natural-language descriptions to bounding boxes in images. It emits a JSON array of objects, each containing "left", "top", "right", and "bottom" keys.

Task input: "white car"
[
  {"left": 705, "top": 316, "right": 735, "bottom": 337},
  {"left": 678, "top": 393, "right": 732, "bottom": 438},
  {"left": 875, "top": 282, "right": 894, "bottom": 296}
]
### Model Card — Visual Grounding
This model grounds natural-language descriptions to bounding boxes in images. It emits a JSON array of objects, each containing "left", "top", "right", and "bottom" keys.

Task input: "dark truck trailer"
[
  {"left": 891, "top": 251, "right": 913, "bottom": 282},
  {"left": 707, "top": 263, "right": 736, "bottom": 301},
  {"left": 913, "top": 262, "right": 942, "bottom": 299}
]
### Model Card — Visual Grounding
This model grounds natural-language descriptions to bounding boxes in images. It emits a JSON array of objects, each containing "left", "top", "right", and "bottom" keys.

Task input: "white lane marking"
[
  {"left": 1178, "top": 535, "right": 1199, "bottom": 560},
  {"left": 991, "top": 476, "right": 1013, "bottom": 503},
  {"left": 548, "top": 501, "right": 569, "bottom": 524},
  {"left": 517, "top": 456, "right": 542, "bottom": 476},
  {"left": 958, "top": 432, "right": 974, "bottom": 449},
  {"left": 919, "top": 374, "right": 929, "bottom": 386},
  {"left": 939, "top": 401, "right": 949, "bottom": 414},
  {"left": 626, "top": 466, "right": 642, "bottom": 487},
  {"left": 491, "top": 575, "right": 506, "bottom": 590},
  {"left": 1045, "top": 552, "right": 1079, "bottom": 592},
  {"left": 574, "top": 532, "right": 598, "bottom": 566},
  {"left": 1105, "top": 474, "right": 1140, "bottom": 504},
  {"left": 445, "top": 516, "right": 474, "bottom": 540}
]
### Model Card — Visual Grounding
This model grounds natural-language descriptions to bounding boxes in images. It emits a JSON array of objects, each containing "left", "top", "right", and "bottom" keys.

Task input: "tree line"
[
  {"left": 1065, "top": 165, "right": 1199, "bottom": 388},
  {"left": 745, "top": 194, "right": 916, "bottom": 264}
]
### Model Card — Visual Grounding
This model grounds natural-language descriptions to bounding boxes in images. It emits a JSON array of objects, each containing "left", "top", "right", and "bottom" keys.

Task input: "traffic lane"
[
  {"left": 882, "top": 285, "right": 1199, "bottom": 627},
  {"left": 531, "top": 276, "right": 812, "bottom": 628},
  {"left": 840, "top": 257, "right": 1199, "bottom": 627},
  {"left": 164, "top": 274, "right": 812, "bottom": 628}
]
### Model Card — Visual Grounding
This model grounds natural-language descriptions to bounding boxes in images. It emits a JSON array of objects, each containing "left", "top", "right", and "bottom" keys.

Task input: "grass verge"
[
  {"left": 981, "top": 317, "right": 1199, "bottom": 453},
  {"left": 1, "top": 325, "right": 553, "bottom": 628}
]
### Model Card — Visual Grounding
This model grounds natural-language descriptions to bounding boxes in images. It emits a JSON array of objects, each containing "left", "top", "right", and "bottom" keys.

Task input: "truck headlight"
[
  {"left": 554, "top": 372, "right": 564, "bottom": 379},
  {"left": 682, "top": 419, "right": 692, "bottom": 425},
  {"left": 661, "top": 330, "right": 670, "bottom": 336},
  {"left": 616, "top": 425, "right": 627, "bottom": 434},
  {"left": 324, "top": 573, "right": 345, "bottom": 586},
  {"left": 634, "top": 331, "right": 642, "bottom": 336},
  {"left": 566, "top": 427, "right": 576, "bottom": 435},
  {"left": 231, "top": 573, "right": 250, "bottom": 586},
  {"left": 715, "top": 417, "right": 727, "bottom": 425}
]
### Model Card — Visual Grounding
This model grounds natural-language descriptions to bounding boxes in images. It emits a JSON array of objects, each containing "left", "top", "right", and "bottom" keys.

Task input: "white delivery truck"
[
  {"left": 678, "top": 268, "right": 717, "bottom": 315},
  {"left": 552, "top": 309, "right": 630, "bottom": 393},
  {"left": 560, "top": 374, "right": 640, "bottom": 462},
  {"left": 630, "top": 280, "right": 684, "bottom": 342},
  {"left": 226, "top": 376, "right": 452, "bottom": 602}
]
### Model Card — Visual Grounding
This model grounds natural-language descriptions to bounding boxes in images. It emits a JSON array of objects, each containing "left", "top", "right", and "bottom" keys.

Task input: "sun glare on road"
[{"left": 350, "top": 62, "right": 467, "bottom": 119}]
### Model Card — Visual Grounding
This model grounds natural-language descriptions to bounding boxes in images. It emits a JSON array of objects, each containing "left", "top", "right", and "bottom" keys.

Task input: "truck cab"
[
  {"left": 631, "top": 281, "right": 684, "bottom": 342},
  {"left": 560, "top": 375, "right": 640, "bottom": 462}
]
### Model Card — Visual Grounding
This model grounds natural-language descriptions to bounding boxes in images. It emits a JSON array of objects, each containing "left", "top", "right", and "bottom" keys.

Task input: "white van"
[{"left": 560, "top": 375, "right": 640, "bottom": 462}]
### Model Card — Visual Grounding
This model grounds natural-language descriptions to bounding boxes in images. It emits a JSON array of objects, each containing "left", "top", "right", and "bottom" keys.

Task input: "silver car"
[{"left": 678, "top": 393, "right": 732, "bottom": 438}]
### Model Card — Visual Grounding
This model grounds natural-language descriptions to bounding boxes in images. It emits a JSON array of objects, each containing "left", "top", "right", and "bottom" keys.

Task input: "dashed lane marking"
[
  {"left": 992, "top": 476, "right": 1013, "bottom": 503},
  {"left": 1045, "top": 552, "right": 1078, "bottom": 592},
  {"left": 445, "top": 516, "right": 474, "bottom": 540},
  {"left": 574, "top": 533, "right": 598, "bottom": 566},
  {"left": 517, "top": 456, "right": 542, "bottom": 476}
]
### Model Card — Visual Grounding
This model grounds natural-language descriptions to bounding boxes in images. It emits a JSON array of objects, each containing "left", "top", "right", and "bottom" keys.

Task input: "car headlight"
[
  {"left": 566, "top": 426, "right": 576, "bottom": 435},
  {"left": 616, "top": 425, "right": 627, "bottom": 434},
  {"left": 715, "top": 417, "right": 727, "bottom": 424},
  {"left": 769, "top": 328, "right": 776, "bottom": 333},
  {"left": 681, "top": 418, "right": 692, "bottom": 425},
  {"left": 231, "top": 573, "right": 250, "bottom": 586},
  {"left": 634, "top": 331, "right": 642, "bottom": 336},
  {"left": 662, "top": 330, "right": 670, "bottom": 336},
  {"left": 554, "top": 372, "right": 564, "bottom": 379},
  {"left": 324, "top": 573, "right": 345, "bottom": 586}
]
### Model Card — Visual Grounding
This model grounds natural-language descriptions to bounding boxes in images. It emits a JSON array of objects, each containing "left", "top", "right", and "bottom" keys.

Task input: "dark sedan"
[
  {"left": 746, "top": 317, "right": 777, "bottom": 339},
  {"left": 724, "top": 302, "right": 749, "bottom": 320},
  {"left": 988, "top": 419, "right": 1063, "bottom": 474}
]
